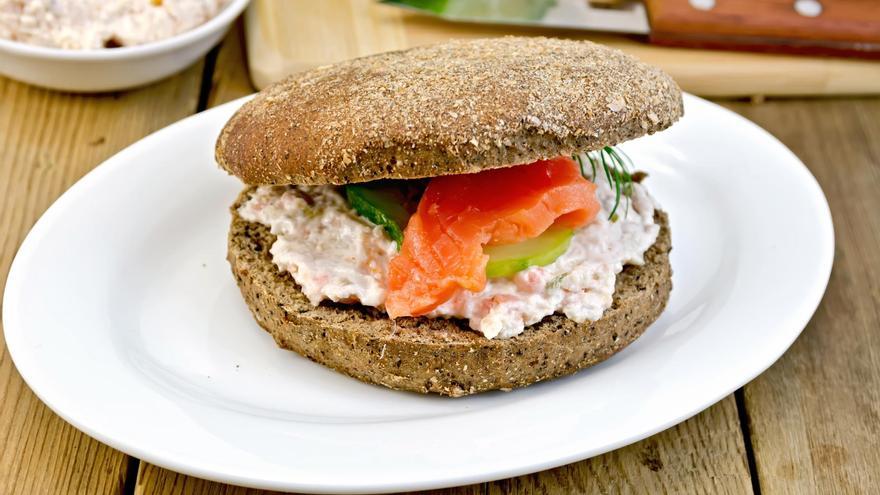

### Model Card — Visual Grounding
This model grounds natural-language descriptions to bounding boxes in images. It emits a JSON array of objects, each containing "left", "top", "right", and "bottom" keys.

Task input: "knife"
[
  {"left": 383, "top": 0, "right": 650, "bottom": 34},
  {"left": 380, "top": 0, "right": 880, "bottom": 58}
]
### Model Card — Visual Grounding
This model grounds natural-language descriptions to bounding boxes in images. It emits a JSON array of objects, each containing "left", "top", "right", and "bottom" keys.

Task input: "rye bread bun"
[
  {"left": 228, "top": 188, "right": 672, "bottom": 397},
  {"left": 216, "top": 37, "right": 683, "bottom": 185}
]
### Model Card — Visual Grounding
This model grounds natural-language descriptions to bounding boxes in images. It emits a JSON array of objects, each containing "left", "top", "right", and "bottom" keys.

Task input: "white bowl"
[{"left": 0, "top": 0, "right": 249, "bottom": 92}]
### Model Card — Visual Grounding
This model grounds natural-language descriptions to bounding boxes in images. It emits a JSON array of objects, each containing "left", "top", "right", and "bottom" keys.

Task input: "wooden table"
[{"left": 1, "top": 23, "right": 878, "bottom": 495}]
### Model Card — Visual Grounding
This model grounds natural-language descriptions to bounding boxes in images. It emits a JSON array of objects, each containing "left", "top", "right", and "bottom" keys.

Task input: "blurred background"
[
  {"left": 1, "top": 0, "right": 878, "bottom": 97},
  {"left": 243, "top": 0, "right": 880, "bottom": 99}
]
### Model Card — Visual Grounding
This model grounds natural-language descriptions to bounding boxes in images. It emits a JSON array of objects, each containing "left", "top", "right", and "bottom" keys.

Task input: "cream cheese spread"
[
  {"left": 238, "top": 165, "right": 660, "bottom": 340},
  {"left": 238, "top": 186, "right": 396, "bottom": 308},
  {"left": 0, "top": 0, "right": 229, "bottom": 49}
]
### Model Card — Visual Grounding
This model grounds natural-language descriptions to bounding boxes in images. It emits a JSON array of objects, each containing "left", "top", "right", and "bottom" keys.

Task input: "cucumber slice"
[
  {"left": 485, "top": 227, "right": 574, "bottom": 278},
  {"left": 345, "top": 183, "right": 412, "bottom": 245}
]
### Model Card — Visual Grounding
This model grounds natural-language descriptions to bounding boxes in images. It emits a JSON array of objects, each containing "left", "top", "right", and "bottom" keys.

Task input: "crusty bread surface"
[
  {"left": 216, "top": 37, "right": 683, "bottom": 186},
  {"left": 227, "top": 189, "right": 672, "bottom": 397}
]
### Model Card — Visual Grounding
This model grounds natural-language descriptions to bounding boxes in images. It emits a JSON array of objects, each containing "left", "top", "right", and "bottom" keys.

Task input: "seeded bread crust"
[
  {"left": 227, "top": 189, "right": 672, "bottom": 397},
  {"left": 216, "top": 37, "right": 683, "bottom": 186}
]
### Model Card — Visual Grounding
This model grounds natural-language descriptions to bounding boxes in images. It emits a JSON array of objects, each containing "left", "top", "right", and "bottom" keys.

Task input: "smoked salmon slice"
[{"left": 385, "top": 156, "right": 600, "bottom": 318}]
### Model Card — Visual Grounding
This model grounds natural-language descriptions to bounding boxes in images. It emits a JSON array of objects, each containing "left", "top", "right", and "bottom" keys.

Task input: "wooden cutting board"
[{"left": 243, "top": 0, "right": 880, "bottom": 97}]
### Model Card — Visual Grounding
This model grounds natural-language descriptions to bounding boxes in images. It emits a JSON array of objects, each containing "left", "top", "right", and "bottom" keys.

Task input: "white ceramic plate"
[
  {"left": 0, "top": 0, "right": 249, "bottom": 92},
  {"left": 3, "top": 94, "right": 833, "bottom": 493}
]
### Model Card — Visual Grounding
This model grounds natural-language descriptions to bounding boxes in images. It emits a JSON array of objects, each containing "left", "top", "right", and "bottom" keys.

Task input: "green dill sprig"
[{"left": 573, "top": 146, "right": 634, "bottom": 221}]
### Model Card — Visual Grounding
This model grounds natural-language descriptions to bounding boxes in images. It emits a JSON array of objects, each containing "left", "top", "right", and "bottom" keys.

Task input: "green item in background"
[{"left": 381, "top": 0, "right": 557, "bottom": 22}]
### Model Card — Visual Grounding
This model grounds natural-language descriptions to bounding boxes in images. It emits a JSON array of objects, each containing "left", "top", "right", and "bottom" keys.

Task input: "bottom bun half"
[{"left": 227, "top": 189, "right": 672, "bottom": 397}]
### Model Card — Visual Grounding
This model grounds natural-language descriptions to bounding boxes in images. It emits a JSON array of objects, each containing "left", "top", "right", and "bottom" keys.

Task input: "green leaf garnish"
[
  {"left": 573, "top": 146, "right": 634, "bottom": 221},
  {"left": 546, "top": 272, "right": 568, "bottom": 289}
]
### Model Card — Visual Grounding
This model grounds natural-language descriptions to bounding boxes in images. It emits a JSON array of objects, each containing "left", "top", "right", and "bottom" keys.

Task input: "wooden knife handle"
[{"left": 644, "top": 0, "right": 880, "bottom": 58}]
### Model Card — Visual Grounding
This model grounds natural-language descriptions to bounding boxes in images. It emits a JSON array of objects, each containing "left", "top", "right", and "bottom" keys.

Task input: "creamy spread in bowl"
[
  {"left": 237, "top": 163, "right": 661, "bottom": 339},
  {"left": 0, "top": 0, "right": 230, "bottom": 49}
]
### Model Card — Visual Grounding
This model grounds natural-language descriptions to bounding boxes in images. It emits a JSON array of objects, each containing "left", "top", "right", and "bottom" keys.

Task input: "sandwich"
[{"left": 216, "top": 37, "right": 682, "bottom": 397}]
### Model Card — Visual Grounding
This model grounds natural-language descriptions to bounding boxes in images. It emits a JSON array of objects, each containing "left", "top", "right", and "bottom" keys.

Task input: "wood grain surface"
[
  {"left": 1, "top": 13, "right": 879, "bottom": 495},
  {"left": 0, "top": 63, "right": 205, "bottom": 493},
  {"left": 244, "top": 0, "right": 880, "bottom": 97},
  {"left": 723, "top": 99, "right": 880, "bottom": 493}
]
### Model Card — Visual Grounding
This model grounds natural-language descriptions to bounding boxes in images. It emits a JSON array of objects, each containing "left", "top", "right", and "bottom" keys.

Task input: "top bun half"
[{"left": 216, "top": 36, "right": 683, "bottom": 185}]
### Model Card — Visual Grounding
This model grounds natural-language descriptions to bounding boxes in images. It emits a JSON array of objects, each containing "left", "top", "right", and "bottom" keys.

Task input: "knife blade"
[
  {"left": 381, "top": 0, "right": 650, "bottom": 35},
  {"left": 381, "top": 0, "right": 880, "bottom": 58}
]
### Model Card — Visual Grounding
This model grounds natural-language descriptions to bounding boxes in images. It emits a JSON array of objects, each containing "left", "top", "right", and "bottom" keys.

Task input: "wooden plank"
[
  {"left": 0, "top": 64, "right": 204, "bottom": 493},
  {"left": 207, "top": 20, "right": 255, "bottom": 107},
  {"left": 723, "top": 98, "right": 880, "bottom": 493},
  {"left": 136, "top": 25, "right": 752, "bottom": 495},
  {"left": 486, "top": 396, "right": 750, "bottom": 495},
  {"left": 244, "top": 0, "right": 880, "bottom": 97},
  {"left": 244, "top": 0, "right": 407, "bottom": 90}
]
